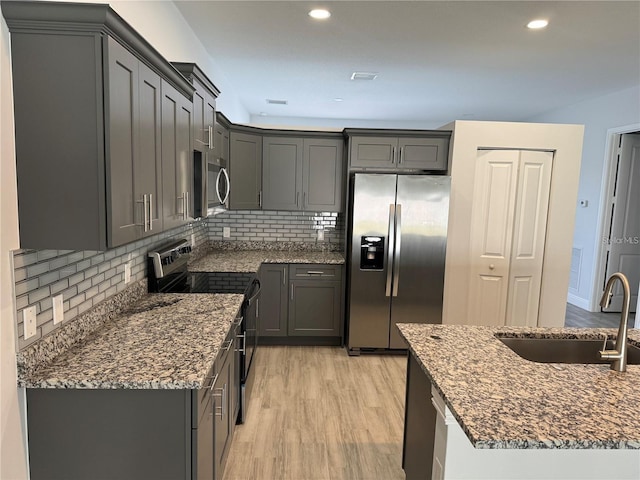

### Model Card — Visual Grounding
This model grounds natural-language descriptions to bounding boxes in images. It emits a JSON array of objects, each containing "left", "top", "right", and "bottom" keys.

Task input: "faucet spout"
[{"left": 598, "top": 273, "right": 631, "bottom": 372}]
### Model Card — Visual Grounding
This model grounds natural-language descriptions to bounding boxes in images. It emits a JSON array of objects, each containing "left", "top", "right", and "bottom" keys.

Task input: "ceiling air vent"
[
  {"left": 266, "top": 99, "right": 288, "bottom": 105},
  {"left": 350, "top": 72, "right": 378, "bottom": 81}
]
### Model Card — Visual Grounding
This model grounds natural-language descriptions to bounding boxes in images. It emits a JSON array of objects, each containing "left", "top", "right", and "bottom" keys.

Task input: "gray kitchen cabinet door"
[
  {"left": 262, "top": 136, "right": 303, "bottom": 210},
  {"left": 288, "top": 279, "right": 342, "bottom": 336},
  {"left": 258, "top": 265, "right": 288, "bottom": 336},
  {"left": 137, "top": 62, "right": 163, "bottom": 235},
  {"left": 349, "top": 136, "right": 397, "bottom": 169},
  {"left": 161, "top": 80, "right": 193, "bottom": 231},
  {"left": 229, "top": 132, "right": 262, "bottom": 210},
  {"left": 213, "top": 345, "right": 232, "bottom": 480},
  {"left": 191, "top": 86, "right": 205, "bottom": 153},
  {"left": 196, "top": 395, "right": 214, "bottom": 480},
  {"left": 303, "top": 138, "right": 344, "bottom": 212},
  {"left": 106, "top": 37, "right": 140, "bottom": 247},
  {"left": 397, "top": 137, "right": 448, "bottom": 171}
]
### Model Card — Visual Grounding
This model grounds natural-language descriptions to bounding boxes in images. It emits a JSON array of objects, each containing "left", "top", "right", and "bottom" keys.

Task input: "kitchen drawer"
[{"left": 289, "top": 264, "right": 341, "bottom": 279}]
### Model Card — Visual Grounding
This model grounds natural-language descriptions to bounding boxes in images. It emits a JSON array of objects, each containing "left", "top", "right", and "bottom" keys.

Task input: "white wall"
[
  {"left": 0, "top": 2, "right": 248, "bottom": 477},
  {"left": 526, "top": 86, "right": 640, "bottom": 310},
  {"left": 1, "top": 14, "right": 29, "bottom": 480}
]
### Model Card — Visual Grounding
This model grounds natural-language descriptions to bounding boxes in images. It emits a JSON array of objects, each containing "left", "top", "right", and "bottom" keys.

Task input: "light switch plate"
[
  {"left": 317, "top": 229, "right": 325, "bottom": 241},
  {"left": 52, "top": 295, "right": 64, "bottom": 325},
  {"left": 223, "top": 227, "right": 231, "bottom": 238},
  {"left": 23, "top": 306, "right": 37, "bottom": 339},
  {"left": 124, "top": 263, "right": 131, "bottom": 284}
]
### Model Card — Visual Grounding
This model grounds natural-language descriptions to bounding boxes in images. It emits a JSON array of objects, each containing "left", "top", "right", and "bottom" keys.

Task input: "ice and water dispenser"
[{"left": 360, "top": 236, "right": 385, "bottom": 270}]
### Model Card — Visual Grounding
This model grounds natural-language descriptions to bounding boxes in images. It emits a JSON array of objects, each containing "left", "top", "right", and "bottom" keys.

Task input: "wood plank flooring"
[
  {"left": 223, "top": 346, "right": 407, "bottom": 480},
  {"left": 564, "top": 303, "right": 636, "bottom": 328}
]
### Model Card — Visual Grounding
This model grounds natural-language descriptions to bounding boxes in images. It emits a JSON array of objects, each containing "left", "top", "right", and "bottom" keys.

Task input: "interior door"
[
  {"left": 468, "top": 150, "right": 519, "bottom": 326},
  {"left": 604, "top": 133, "right": 640, "bottom": 313},
  {"left": 468, "top": 150, "right": 552, "bottom": 327},
  {"left": 506, "top": 151, "right": 553, "bottom": 326}
]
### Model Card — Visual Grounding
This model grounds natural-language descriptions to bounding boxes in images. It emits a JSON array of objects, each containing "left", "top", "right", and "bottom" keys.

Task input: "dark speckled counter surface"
[
  {"left": 397, "top": 324, "right": 640, "bottom": 449},
  {"left": 21, "top": 293, "right": 244, "bottom": 389},
  {"left": 188, "top": 250, "right": 345, "bottom": 273}
]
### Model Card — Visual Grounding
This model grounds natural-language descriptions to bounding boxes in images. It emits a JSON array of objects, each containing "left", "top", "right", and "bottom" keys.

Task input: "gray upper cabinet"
[
  {"left": 303, "top": 138, "right": 344, "bottom": 212},
  {"left": 262, "top": 135, "right": 344, "bottom": 212},
  {"left": 349, "top": 134, "right": 449, "bottom": 172},
  {"left": 229, "top": 132, "right": 262, "bottom": 210},
  {"left": 161, "top": 80, "right": 194, "bottom": 231},
  {"left": 107, "top": 38, "right": 163, "bottom": 246},
  {"left": 171, "top": 63, "right": 220, "bottom": 157},
  {"left": 2, "top": 1, "right": 194, "bottom": 250},
  {"left": 262, "top": 137, "right": 303, "bottom": 210}
]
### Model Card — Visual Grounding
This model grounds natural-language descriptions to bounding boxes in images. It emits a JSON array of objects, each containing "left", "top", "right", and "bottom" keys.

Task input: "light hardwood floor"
[
  {"left": 223, "top": 346, "right": 407, "bottom": 480},
  {"left": 564, "top": 303, "right": 636, "bottom": 328}
]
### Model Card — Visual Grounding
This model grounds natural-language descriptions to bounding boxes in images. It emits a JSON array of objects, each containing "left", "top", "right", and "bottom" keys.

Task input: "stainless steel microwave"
[{"left": 193, "top": 152, "right": 230, "bottom": 218}]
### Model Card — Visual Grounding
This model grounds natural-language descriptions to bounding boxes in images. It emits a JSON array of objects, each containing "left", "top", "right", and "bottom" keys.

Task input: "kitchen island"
[{"left": 398, "top": 324, "right": 640, "bottom": 480}]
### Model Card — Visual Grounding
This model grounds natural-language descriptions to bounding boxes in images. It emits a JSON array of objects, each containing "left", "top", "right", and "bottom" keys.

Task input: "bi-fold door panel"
[{"left": 468, "top": 149, "right": 553, "bottom": 327}]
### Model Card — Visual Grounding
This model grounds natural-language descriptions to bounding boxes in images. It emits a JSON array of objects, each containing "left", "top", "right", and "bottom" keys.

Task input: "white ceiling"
[{"left": 174, "top": 1, "right": 640, "bottom": 126}]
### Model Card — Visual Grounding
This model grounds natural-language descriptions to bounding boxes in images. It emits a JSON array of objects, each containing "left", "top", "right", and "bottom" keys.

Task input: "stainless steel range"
[{"left": 147, "top": 239, "right": 260, "bottom": 423}]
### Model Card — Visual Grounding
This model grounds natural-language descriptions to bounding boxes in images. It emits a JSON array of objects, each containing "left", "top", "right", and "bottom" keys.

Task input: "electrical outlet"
[
  {"left": 223, "top": 227, "right": 231, "bottom": 238},
  {"left": 53, "top": 295, "right": 64, "bottom": 325},
  {"left": 317, "top": 229, "right": 325, "bottom": 241},
  {"left": 191, "top": 233, "right": 196, "bottom": 247},
  {"left": 124, "top": 262, "right": 131, "bottom": 284},
  {"left": 23, "top": 306, "right": 37, "bottom": 339}
]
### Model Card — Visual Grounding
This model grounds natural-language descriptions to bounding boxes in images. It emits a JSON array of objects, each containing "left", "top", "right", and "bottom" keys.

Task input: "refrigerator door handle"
[
  {"left": 392, "top": 204, "right": 402, "bottom": 297},
  {"left": 385, "top": 204, "right": 396, "bottom": 297}
]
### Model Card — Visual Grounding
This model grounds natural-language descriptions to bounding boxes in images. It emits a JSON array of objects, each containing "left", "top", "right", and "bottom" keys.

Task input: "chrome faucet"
[{"left": 598, "top": 272, "right": 631, "bottom": 372}]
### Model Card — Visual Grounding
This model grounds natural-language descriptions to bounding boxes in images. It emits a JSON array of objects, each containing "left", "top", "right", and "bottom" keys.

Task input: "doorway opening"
[{"left": 593, "top": 126, "right": 640, "bottom": 316}]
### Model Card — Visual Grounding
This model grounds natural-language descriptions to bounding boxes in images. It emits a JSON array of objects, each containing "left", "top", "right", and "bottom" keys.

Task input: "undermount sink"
[{"left": 497, "top": 337, "right": 640, "bottom": 364}]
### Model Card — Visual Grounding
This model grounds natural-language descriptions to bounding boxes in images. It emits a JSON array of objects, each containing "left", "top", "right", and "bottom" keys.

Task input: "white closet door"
[
  {"left": 468, "top": 150, "right": 519, "bottom": 326},
  {"left": 468, "top": 150, "right": 553, "bottom": 327},
  {"left": 506, "top": 151, "right": 553, "bottom": 326}
]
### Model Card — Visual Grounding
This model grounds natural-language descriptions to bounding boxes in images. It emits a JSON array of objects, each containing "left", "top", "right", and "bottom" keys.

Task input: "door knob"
[{"left": 489, "top": 264, "right": 495, "bottom": 270}]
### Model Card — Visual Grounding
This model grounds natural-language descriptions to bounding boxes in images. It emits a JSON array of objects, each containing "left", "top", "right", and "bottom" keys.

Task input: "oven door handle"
[{"left": 247, "top": 278, "right": 261, "bottom": 306}]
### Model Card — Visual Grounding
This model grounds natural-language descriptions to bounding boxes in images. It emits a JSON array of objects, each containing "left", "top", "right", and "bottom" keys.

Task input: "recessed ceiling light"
[
  {"left": 527, "top": 19, "right": 549, "bottom": 29},
  {"left": 350, "top": 72, "right": 378, "bottom": 81},
  {"left": 309, "top": 9, "right": 331, "bottom": 20}
]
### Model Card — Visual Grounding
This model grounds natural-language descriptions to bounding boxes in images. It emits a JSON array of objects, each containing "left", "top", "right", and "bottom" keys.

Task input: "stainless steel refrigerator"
[{"left": 347, "top": 174, "right": 450, "bottom": 352}]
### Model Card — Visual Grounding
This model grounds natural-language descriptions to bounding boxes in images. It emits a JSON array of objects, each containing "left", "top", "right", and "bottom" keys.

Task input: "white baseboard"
[{"left": 567, "top": 293, "right": 592, "bottom": 311}]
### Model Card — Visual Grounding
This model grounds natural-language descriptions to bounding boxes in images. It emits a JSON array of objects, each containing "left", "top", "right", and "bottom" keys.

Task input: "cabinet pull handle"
[
  {"left": 256, "top": 298, "right": 259, "bottom": 318},
  {"left": 186, "top": 191, "right": 189, "bottom": 218},
  {"left": 209, "top": 125, "right": 214, "bottom": 150},
  {"left": 303, "top": 191, "right": 306, "bottom": 209},
  {"left": 392, "top": 147, "right": 396, "bottom": 164},
  {"left": 296, "top": 191, "right": 300, "bottom": 207},
  {"left": 258, "top": 190, "right": 262, "bottom": 208},
  {"left": 148, "top": 193, "right": 153, "bottom": 231},
  {"left": 224, "top": 339, "right": 233, "bottom": 352},
  {"left": 143, "top": 194, "right": 149, "bottom": 232},
  {"left": 213, "top": 386, "right": 224, "bottom": 418},
  {"left": 283, "top": 267, "right": 286, "bottom": 286},
  {"left": 307, "top": 271, "right": 324, "bottom": 275},
  {"left": 291, "top": 283, "right": 294, "bottom": 301},
  {"left": 208, "top": 372, "right": 219, "bottom": 392},
  {"left": 399, "top": 147, "right": 403, "bottom": 164},
  {"left": 237, "top": 333, "right": 245, "bottom": 353}
]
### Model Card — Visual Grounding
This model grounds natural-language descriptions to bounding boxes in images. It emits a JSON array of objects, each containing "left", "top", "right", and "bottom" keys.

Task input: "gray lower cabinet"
[
  {"left": 402, "top": 354, "right": 437, "bottom": 480},
  {"left": 25, "top": 326, "right": 239, "bottom": 480},
  {"left": 258, "top": 264, "right": 288, "bottom": 336},
  {"left": 229, "top": 131, "right": 263, "bottom": 210},
  {"left": 2, "top": 1, "right": 194, "bottom": 251},
  {"left": 349, "top": 135, "right": 449, "bottom": 172},
  {"left": 161, "top": 80, "right": 194, "bottom": 230},
  {"left": 262, "top": 136, "right": 344, "bottom": 212},
  {"left": 258, "top": 264, "right": 343, "bottom": 343}
]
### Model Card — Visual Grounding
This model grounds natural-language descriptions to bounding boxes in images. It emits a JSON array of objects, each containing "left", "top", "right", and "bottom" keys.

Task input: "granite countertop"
[
  {"left": 397, "top": 324, "right": 640, "bottom": 449},
  {"left": 188, "top": 250, "right": 345, "bottom": 273},
  {"left": 21, "top": 293, "right": 244, "bottom": 390}
]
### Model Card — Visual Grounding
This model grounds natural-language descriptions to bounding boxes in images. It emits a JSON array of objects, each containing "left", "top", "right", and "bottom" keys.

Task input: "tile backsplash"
[
  {"left": 12, "top": 220, "right": 208, "bottom": 349},
  {"left": 12, "top": 210, "right": 345, "bottom": 350},
  {"left": 207, "top": 210, "right": 344, "bottom": 247}
]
